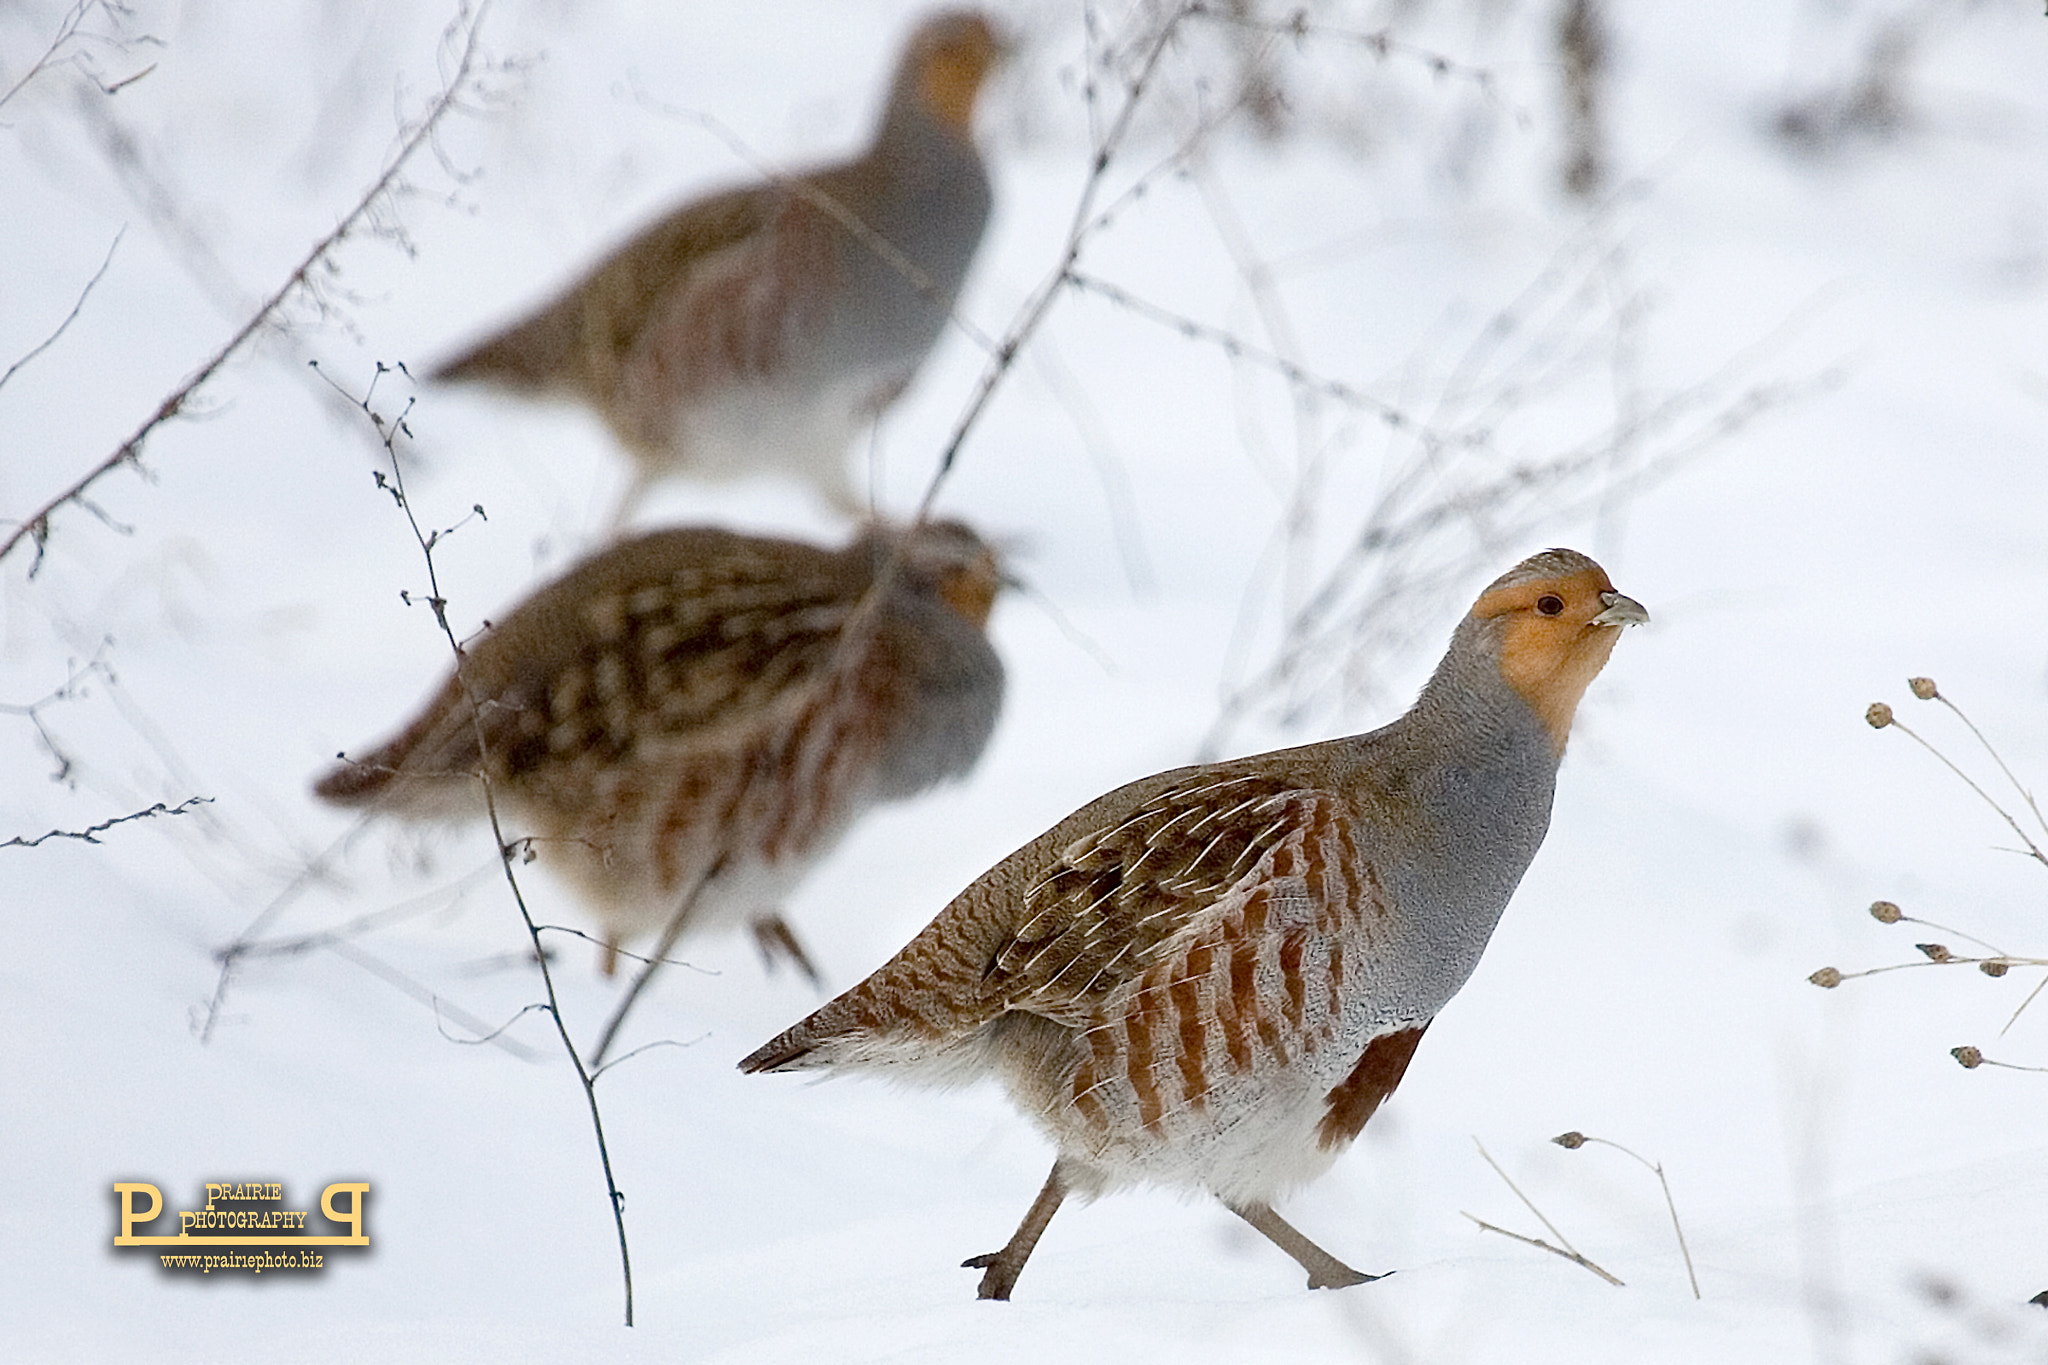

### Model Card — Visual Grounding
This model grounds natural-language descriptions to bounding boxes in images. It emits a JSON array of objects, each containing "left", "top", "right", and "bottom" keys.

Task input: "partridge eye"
[{"left": 1536, "top": 594, "right": 1565, "bottom": 617}]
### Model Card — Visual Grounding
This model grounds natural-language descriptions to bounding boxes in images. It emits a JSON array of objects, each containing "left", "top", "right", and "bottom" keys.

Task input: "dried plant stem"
[
  {"left": 1953, "top": 1049, "right": 2048, "bottom": 1076},
  {"left": 0, "top": 0, "right": 493, "bottom": 574},
  {"left": 1554, "top": 1132, "right": 1699, "bottom": 1299},
  {"left": 0, "top": 0, "right": 149, "bottom": 109},
  {"left": 1928, "top": 691, "right": 2048, "bottom": 843},
  {"left": 1817, "top": 953, "right": 2040, "bottom": 988},
  {"left": 356, "top": 370, "right": 634, "bottom": 1326},
  {"left": 1879, "top": 714, "right": 2048, "bottom": 870},
  {"left": 0, "top": 227, "right": 123, "bottom": 396},
  {"left": 587, "top": 873, "right": 712, "bottom": 1070},
  {"left": 1065, "top": 271, "right": 1481, "bottom": 447},
  {"left": 2, "top": 795, "right": 209, "bottom": 849},
  {"left": 1467, "top": 1138, "right": 1624, "bottom": 1287},
  {"left": 1179, "top": 1, "right": 1501, "bottom": 94},
  {"left": 1461, "top": 1213, "right": 1625, "bottom": 1287},
  {"left": 913, "top": 3, "right": 1194, "bottom": 525}
]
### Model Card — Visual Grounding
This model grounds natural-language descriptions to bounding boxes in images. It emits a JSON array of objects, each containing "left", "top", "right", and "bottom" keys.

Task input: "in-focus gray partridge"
[
  {"left": 315, "top": 519, "right": 1006, "bottom": 1010},
  {"left": 741, "top": 548, "right": 1645, "bottom": 1299},
  {"left": 428, "top": 10, "right": 1003, "bottom": 517}
]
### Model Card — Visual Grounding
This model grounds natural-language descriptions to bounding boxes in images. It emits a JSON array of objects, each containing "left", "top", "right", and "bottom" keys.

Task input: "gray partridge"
[
  {"left": 741, "top": 548, "right": 1645, "bottom": 1299},
  {"left": 428, "top": 10, "right": 1003, "bottom": 517},
  {"left": 315, "top": 518, "right": 1006, "bottom": 1000}
]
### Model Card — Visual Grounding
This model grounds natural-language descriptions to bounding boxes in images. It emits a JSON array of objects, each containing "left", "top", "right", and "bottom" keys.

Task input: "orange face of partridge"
[
  {"left": 914, "top": 14, "right": 1004, "bottom": 134},
  {"left": 1474, "top": 564, "right": 1648, "bottom": 756},
  {"left": 935, "top": 547, "right": 1003, "bottom": 630}
]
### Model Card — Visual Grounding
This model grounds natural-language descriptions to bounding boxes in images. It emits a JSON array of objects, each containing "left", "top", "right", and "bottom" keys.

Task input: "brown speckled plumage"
[
  {"left": 317, "top": 519, "right": 1005, "bottom": 973},
  {"left": 429, "top": 11, "right": 1003, "bottom": 516},
  {"left": 742, "top": 548, "right": 1645, "bottom": 1298}
]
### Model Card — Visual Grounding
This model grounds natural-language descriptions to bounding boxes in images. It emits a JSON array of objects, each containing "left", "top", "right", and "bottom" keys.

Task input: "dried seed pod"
[
  {"left": 1869, "top": 900, "right": 1902, "bottom": 924},
  {"left": 1980, "top": 960, "right": 2010, "bottom": 978},
  {"left": 1809, "top": 967, "right": 1843, "bottom": 988},
  {"left": 1951, "top": 1046, "right": 1983, "bottom": 1069},
  {"left": 1908, "top": 677, "right": 1939, "bottom": 700},
  {"left": 1866, "top": 702, "right": 1894, "bottom": 729},
  {"left": 1916, "top": 943, "right": 1952, "bottom": 963},
  {"left": 1552, "top": 1131, "right": 1587, "bottom": 1149}
]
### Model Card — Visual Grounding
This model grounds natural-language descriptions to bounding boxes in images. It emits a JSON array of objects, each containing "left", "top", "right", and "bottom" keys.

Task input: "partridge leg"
[
  {"left": 751, "top": 913, "right": 824, "bottom": 989},
  {"left": 963, "top": 1162, "right": 1069, "bottom": 1301},
  {"left": 1227, "top": 1201, "right": 1379, "bottom": 1290}
]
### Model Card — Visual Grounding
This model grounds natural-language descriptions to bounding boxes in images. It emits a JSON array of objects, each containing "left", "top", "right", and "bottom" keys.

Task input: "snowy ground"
[{"left": 6, "top": 1, "right": 2048, "bottom": 1360}]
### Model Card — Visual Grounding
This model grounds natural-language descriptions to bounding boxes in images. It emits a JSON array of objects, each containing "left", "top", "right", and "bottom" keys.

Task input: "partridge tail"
[
  {"left": 429, "top": 295, "right": 583, "bottom": 395},
  {"left": 737, "top": 948, "right": 1000, "bottom": 1080},
  {"left": 313, "top": 678, "right": 480, "bottom": 817},
  {"left": 742, "top": 871, "right": 1031, "bottom": 1078},
  {"left": 739, "top": 987, "right": 890, "bottom": 1074}
]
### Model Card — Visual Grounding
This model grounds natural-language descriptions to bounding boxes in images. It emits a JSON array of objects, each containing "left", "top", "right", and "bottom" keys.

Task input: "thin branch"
[
  {"left": 1951, "top": 1045, "right": 2048, "bottom": 1075},
  {"left": 912, "top": 4, "right": 1198, "bottom": 525},
  {"left": 591, "top": 1035, "right": 705, "bottom": 1084},
  {"left": 1872, "top": 711, "right": 2048, "bottom": 870},
  {"left": 531, "top": 922, "right": 718, "bottom": 975},
  {"left": 1553, "top": 1131, "right": 1700, "bottom": 1299},
  {"left": 435, "top": 999, "right": 551, "bottom": 1047},
  {"left": 0, "top": 0, "right": 494, "bottom": 574},
  {"left": 357, "top": 363, "right": 635, "bottom": 1327},
  {"left": 1473, "top": 1138, "right": 1581, "bottom": 1258},
  {"left": 0, "top": 227, "right": 124, "bottom": 396},
  {"left": 324, "top": 937, "right": 542, "bottom": 1063},
  {"left": 1923, "top": 686, "right": 2048, "bottom": 842},
  {"left": 587, "top": 871, "right": 712, "bottom": 1069},
  {"left": 1179, "top": 1, "right": 1502, "bottom": 96},
  {"left": 0, "top": 0, "right": 152, "bottom": 111},
  {"left": 1466, "top": 1136, "right": 1624, "bottom": 1286},
  {"left": 1462, "top": 1212, "right": 1625, "bottom": 1287},
  {"left": 1065, "top": 270, "right": 1486, "bottom": 448},
  {"left": 1809, "top": 952, "right": 2041, "bottom": 988},
  {"left": 2003, "top": 974, "right": 2048, "bottom": 1038},
  {"left": 2, "top": 794, "right": 208, "bottom": 849}
]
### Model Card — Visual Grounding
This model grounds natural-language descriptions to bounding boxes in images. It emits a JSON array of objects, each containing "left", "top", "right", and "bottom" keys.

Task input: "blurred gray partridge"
[
  {"left": 428, "top": 10, "right": 1003, "bottom": 516},
  {"left": 742, "top": 548, "right": 1646, "bottom": 1299},
  {"left": 315, "top": 519, "right": 1006, "bottom": 981}
]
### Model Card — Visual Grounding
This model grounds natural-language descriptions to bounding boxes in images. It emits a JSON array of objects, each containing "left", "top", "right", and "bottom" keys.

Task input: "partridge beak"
[{"left": 1592, "top": 591, "right": 1649, "bottom": 628}]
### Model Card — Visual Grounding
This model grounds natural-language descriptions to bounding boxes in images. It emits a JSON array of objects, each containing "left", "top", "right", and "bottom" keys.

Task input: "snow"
[{"left": 5, "top": 0, "right": 2048, "bottom": 1360}]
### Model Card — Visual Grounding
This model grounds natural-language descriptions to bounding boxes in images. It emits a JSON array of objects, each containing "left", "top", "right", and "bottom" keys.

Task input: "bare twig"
[
  {"left": 0, "top": 227, "right": 123, "bottom": 396},
  {"left": 587, "top": 871, "right": 712, "bottom": 1070},
  {"left": 0, "top": 0, "right": 495, "bottom": 574},
  {"left": 1065, "top": 270, "right": 1487, "bottom": 449},
  {"left": 913, "top": 4, "right": 1200, "bottom": 524},
  {"left": 533, "top": 923, "right": 719, "bottom": 977},
  {"left": 2, "top": 794, "right": 209, "bottom": 849},
  {"left": 1552, "top": 1130, "right": 1699, "bottom": 1299},
  {"left": 0, "top": 644, "right": 116, "bottom": 783},
  {"left": 1178, "top": 1, "right": 1501, "bottom": 96},
  {"left": 1950, "top": 1046, "right": 2048, "bottom": 1075},
  {"left": 1866, "top": 697, "right": 2048, "bottom": 869},
  {"left": 1462, "top": 1212, "right": 1626, "bottom": 1287},
  {"left": 350, "top": 363, "right": 635, "bottom": 1325},
  {"left": 1469, "top": 1137, "right": 1624, "bottom": 1286},
  {"left": 592, "top": 1035, "right": 705, "bottom": 1084},
  {"left": 434, "top": 999, "right": 551, "bottom": 1047},
  {"left": 0, "top": 0, "right": 154, "bottom": 111},
  {"left": 1818, "top": 686, "right": 2048, "bottom": 1067},
  {"left": 324, "top": 937, "right": 541, "bottom": 1062}
]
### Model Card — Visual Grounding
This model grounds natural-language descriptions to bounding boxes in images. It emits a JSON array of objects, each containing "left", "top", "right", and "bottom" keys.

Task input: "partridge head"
[
  {"left": 741, "top": 548, "right": 1645, "bottom": 1298},
  {"left": 428, "top": 10, "right": 1004, "bottom": 519},
  {"left": 316, "top": 518, "right": 1006, "bottom": 999}
]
